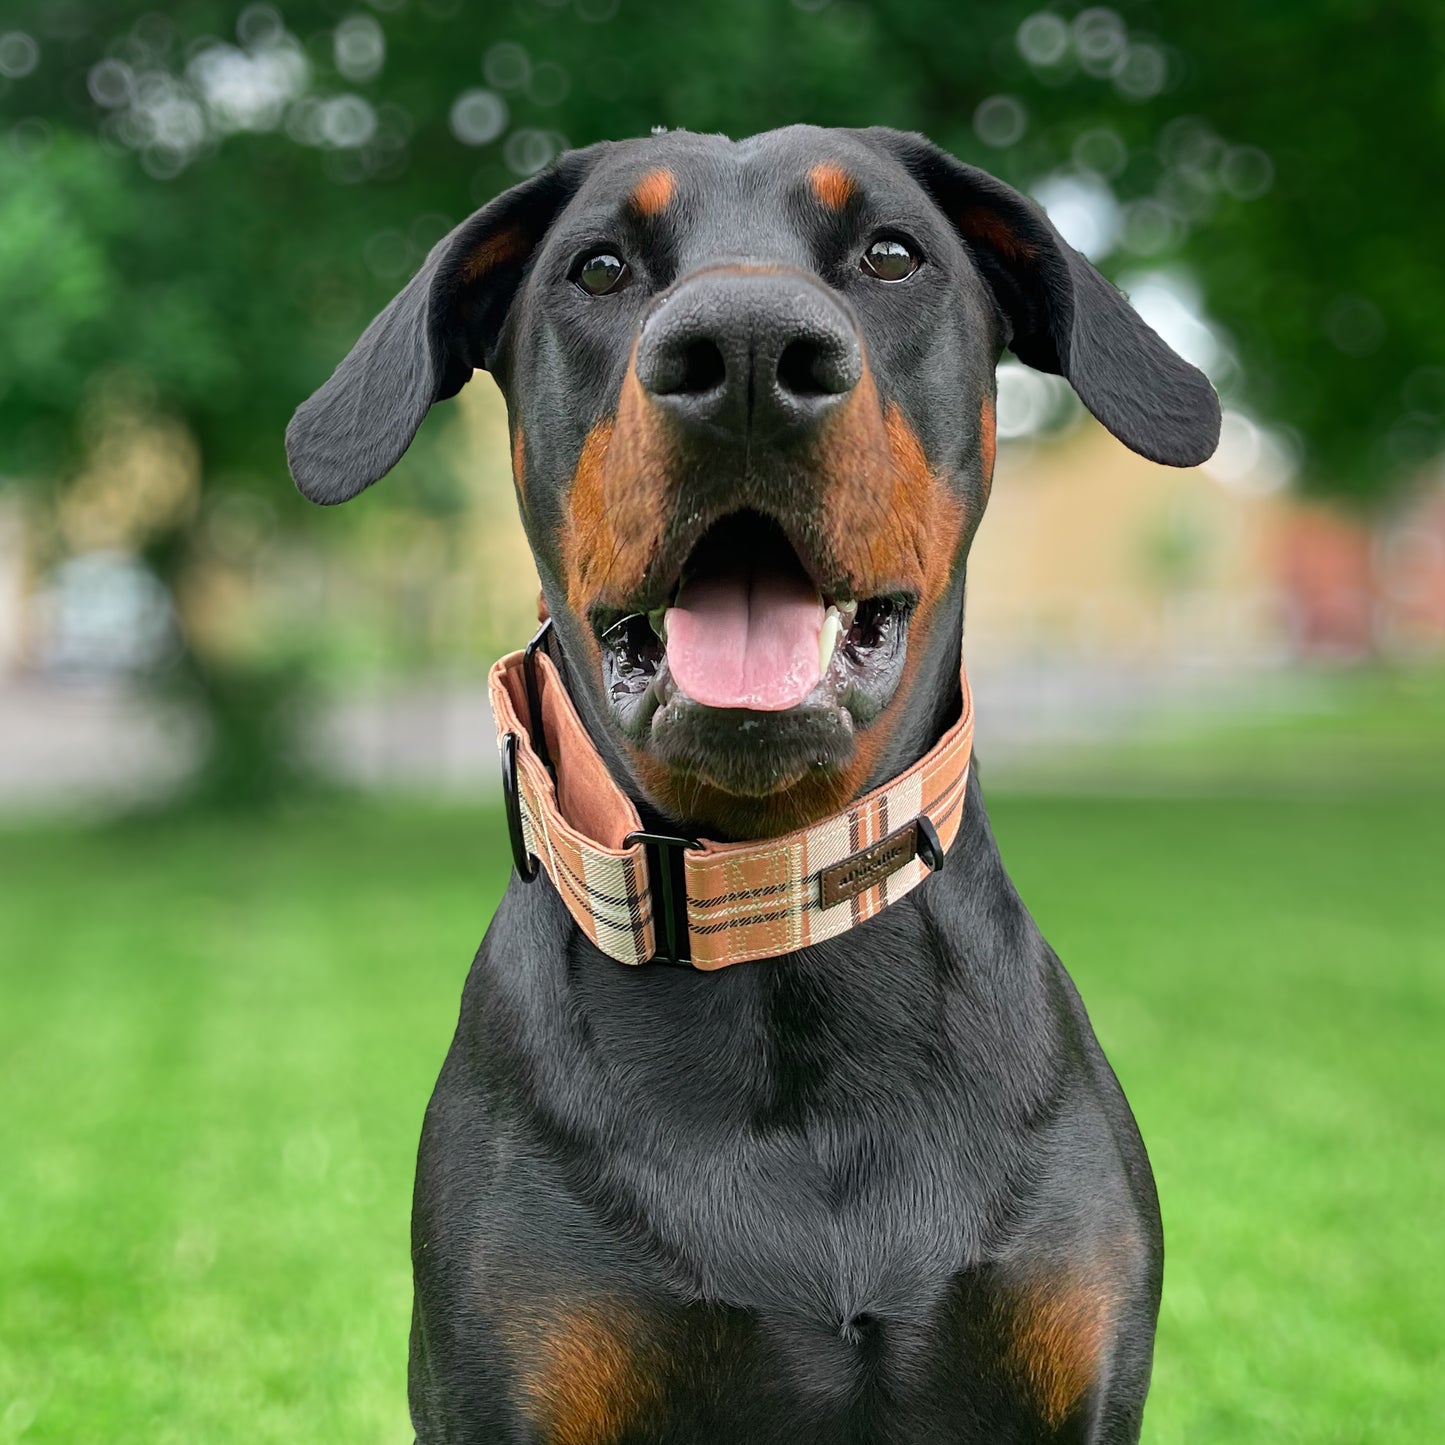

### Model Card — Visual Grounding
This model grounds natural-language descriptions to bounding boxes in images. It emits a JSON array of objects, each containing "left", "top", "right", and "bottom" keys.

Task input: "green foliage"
[
  {"left": 1158, "top": 2, "right": 1445, "bottom": 498},
  {"left": 1, "top": 0, "right": 1442, "bottom": 501},
  {"left": 0, "top": 137, "right": 133, "bottom": 476},
  {"left": 1, "top": 790, "right": 1441, "bottom": 1440}
]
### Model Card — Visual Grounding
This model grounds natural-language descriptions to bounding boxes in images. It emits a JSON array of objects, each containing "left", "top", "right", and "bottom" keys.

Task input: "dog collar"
[{"left": 489, "top": 622, "right": 973, "bottom": 969}]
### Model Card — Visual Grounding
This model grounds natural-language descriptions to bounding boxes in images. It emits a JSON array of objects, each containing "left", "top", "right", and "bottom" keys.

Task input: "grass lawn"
[{"left": 2, "top": 791, "right": 1442, "bottom": 1442}]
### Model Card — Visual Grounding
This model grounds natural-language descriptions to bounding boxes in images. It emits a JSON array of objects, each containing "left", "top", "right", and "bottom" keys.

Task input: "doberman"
[{"left": 287, "top": 126, "right": 1219, "bottom": 1444}]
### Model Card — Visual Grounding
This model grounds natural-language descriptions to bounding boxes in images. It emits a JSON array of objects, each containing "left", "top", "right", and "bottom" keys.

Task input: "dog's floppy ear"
[
  {"left": 860, "top": 129, "right": 1220, "bottom": 467},
  {"left": 287, "top": 149, "right": 598, "bottom": 505}
]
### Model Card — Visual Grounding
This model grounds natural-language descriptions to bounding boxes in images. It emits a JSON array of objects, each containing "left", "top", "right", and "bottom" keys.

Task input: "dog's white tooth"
[{"left": 819, "top": 606, "right": 842, "bottom": 674}]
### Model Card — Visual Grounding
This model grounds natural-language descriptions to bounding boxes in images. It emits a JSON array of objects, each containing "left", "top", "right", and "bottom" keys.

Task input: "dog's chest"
[
  {"left": 483, "top": 1205, "right": 1111, "bottom": 1445},
  {"left": 530, "top": 917, "right": 1038, "bottom": 1320},
  {"left": 447, "top": 884, "right": 1124, "bottom": 1439},
  {"left": 611, "top": 1101, "right": 1011, "bottom": 1317},
  {"left": 480, "top": 1120, "right": 1079, "bottom": 1444}
]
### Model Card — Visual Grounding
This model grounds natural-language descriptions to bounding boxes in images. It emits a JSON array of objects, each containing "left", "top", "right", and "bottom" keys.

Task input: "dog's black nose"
[{"left": 635, "top": 267, "right": 862, "bottom": 444}]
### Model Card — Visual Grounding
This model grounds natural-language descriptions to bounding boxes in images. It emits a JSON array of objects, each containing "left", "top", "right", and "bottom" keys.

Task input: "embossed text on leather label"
[{"left": 818, "top": 822, "right": 920, "bottom": 909}]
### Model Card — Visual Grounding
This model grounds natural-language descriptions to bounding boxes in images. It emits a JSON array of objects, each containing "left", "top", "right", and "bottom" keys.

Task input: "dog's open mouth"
[{"left": 594, "top": 511, "right": 913, "bottom": 795}]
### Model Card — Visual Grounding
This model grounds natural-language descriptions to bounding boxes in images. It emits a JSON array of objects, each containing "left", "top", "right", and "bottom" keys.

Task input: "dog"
[{"left": 287, "top": 125, "right": 1219, "bottom": 1444}]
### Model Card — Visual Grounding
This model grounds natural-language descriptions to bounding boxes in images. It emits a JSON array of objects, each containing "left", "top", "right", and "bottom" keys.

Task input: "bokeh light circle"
[
  {"left": 1324, "top": 296, "right": 1385, "bottom": 357},
  {"left": 334, "top": 16, "right": 386, "bottom": 84},
  {"left": 1220, "top": 145, "right": 1274, "bottom": 200},
  {"left": 1073, "top": 126, "right": 1127, "bottom": 178},
  {"left": 527, "top": 60, "right": 570, "bottom": 107},
  {"left": 236, "top": 3, "right": 284, "bottom": 50},
  {"left": 484, "top": 41, "right": 530, "bottom": 92},
  {"left": 1115, "top": 42, "right": 1167, "bottom": 100},
  {"left": 449, "top": 88, "right": 507, "bottom": 146},
  {"left": 1072, "top": 8, "right": 1126, "bottom": 76},
  {"left": 321, "top": 94, "right": 376, "bottom": 148},
  {"left": 1016, "top": 12, "right": 1069, "bottom": 67},
  {"left": 974, "top": 95, "right": 1027, "bottom": 149},
  {"left": 0, "top": 31, "right": 40, "bottom": 78},
  {"left": 88, "top": 59, "right": 135, "bottom": 108},
  {"left": 503, "top": 127, "right": 557, "bottom": 175}
]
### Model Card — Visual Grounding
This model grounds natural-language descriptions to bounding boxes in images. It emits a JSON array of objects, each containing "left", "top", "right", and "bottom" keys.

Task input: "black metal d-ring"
[{"left": 500, "top": 732, "right": 539, "bottom": 881}]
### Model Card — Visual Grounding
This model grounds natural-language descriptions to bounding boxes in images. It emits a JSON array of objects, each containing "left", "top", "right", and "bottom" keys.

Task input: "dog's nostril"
[
  {"left": 680, "top": 339, "right": 727, "bottom": 394},
  {"left": 651, "top": 338, "right": 727, "bottom": 397},
  {"left": 777, "top": 338, "right": 852, "bottom": 399}
]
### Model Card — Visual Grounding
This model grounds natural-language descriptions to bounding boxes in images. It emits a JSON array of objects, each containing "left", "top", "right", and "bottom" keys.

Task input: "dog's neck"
[{"left": 489, "top": 758, "right": 1052, "bottom": 1145}]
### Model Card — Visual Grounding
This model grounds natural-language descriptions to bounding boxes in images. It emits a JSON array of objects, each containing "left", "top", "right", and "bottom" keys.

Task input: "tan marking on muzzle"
[
  {"left": 816, "top": 392, "right": 965, "bottom": 810},
  {"left": 560, "top": 353, "right": 675, "bottom": 621},
  {"left": 815, "top": 366, "right": 964, "bottom": 602}
]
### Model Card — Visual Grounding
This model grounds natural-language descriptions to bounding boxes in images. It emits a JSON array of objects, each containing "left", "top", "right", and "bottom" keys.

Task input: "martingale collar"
[{"left": 489, "top": 622, "right": 974, "bottom": 970}]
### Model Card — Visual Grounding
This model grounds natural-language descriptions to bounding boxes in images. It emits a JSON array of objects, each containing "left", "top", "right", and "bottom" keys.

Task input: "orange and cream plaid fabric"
[{"left": 489, "top": 645, "right": 972, "bottom": 970}]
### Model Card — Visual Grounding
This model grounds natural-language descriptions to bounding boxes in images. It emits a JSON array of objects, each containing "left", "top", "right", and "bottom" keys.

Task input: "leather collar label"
[{"left": 818, "top": 822, "right": 920, "bottom": 910}]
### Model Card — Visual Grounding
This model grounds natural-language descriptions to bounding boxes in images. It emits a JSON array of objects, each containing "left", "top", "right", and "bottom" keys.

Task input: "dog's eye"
[
  {"left": 575, "top": 252, "right": 629, "bottom": 296},
  {"left": 860, "top": 237, "right": 920, "bottom": 283}
]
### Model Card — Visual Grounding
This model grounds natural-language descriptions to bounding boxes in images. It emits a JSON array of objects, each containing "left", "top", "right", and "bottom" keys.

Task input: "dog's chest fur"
[{"left": 411, "top": 782, "right": 1158, "bottom": 1441}]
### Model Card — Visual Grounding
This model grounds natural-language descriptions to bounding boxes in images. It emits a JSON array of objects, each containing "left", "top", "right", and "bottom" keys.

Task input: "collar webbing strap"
[{"left": 488, "top": 631, "right": 973, "bottom": 970}]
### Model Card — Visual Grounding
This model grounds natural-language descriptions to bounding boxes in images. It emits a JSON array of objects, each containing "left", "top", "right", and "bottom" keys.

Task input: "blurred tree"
[{"left": 1, "top": 0, "right": 1440, "bottom": 800}]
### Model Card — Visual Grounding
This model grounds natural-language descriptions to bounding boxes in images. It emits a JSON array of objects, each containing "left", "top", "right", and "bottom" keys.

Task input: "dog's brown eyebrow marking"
[
  {"left": 808, "top": 161, "right": 856, "bottom": 210},
  {"left": 460, "top": 224, "right": 529, "bottom": 281},
  {"left": 958, "top": 207, "right": 1037, "bottom": 262},
  {"left": 628, "top": 167, "right": 676, "bottom": 217}
]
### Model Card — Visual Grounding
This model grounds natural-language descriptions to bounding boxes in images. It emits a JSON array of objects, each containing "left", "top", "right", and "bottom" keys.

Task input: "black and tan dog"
[{"left": 288, "top": 126, "right": 1219, "bottom": 1444}]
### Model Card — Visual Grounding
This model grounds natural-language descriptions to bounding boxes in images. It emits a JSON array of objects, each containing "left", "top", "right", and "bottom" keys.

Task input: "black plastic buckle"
[{"left": 624, "top": 830, "right": 702, "bottom": 965}]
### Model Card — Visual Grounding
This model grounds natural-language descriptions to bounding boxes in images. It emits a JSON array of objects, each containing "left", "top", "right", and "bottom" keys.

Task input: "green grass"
[
  {"left": 1, "top": 793, "right": 1442, "bottom": 1443},
  {"left": 993, "top": 665, "right": 1445, "bottom": 797}
]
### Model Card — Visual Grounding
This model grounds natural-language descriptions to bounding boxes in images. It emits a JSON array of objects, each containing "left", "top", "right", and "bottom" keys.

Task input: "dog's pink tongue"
[{"left": 665, "top": 569, "right": 823, "bottom": 711}]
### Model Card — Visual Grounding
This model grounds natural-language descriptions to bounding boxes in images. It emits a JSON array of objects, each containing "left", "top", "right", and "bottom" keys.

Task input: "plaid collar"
[{"left": 489, "top": 624, "right": 973, "bottom": 970}]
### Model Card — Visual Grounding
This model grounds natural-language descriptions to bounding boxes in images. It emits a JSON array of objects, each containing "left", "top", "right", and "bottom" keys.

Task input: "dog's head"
[{"left": 288, "top": 126, "right": 1219, "bottom": 838}]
